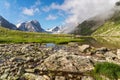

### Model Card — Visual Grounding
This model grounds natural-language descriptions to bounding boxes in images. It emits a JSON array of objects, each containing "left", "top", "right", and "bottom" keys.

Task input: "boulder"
[
  {"left": 117, "top": 49, "right": 120, "bottom": 59},
  {"left": 79, "top": 44, "right": 91, "bottom": 52},
  {"left": 68, "top": 42, "right": 78, "bottom": 47},
  {"left": 96, "top": 47, "right": 108, "bottom": 54},
  {"left": 81, "top": 76, "right": 95, "bottom": 80},
  {"left": 23, "top": 73, "right": 50, "bottom": 80},
  {"left": 36, "top": 50, "right": 94, "bottom": 72}
]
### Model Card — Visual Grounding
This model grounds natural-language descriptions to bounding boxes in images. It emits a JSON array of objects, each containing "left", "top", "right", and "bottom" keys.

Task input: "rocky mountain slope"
[
  {"left": 92, "top": 10, "right": 120, "bottom": 36},
  {"left": 72, "top": 16, "right": 106, "bottom": 35},
  {"left": 46, "top": 26, "right": 61, "bottom": 33},
  {"left": 17, "top": 20, "right": 45, "bottom": 32},
  {"left": 0, "top": 16, "right": 17, "bottom": 30},
  {"left": 72, "top": 1, "right": 120, "bottom": 36}
]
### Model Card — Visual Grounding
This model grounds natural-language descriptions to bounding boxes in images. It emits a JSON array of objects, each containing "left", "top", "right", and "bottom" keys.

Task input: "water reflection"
[
  {"left": 80, "top": 37, "right": 120, "bottom": 49},
  {"left": 93, "top": 37, "right": 120, "bottom": 49},
  {"left": 45, "top": 37, "right": 120, "bottom": 49},
  {"left": 46, "top": 43, "right": 56, "bottom": 48}
]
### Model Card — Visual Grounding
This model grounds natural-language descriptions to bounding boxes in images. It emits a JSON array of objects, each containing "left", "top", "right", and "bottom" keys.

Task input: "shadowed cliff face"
[{"left": 0, "top": 16, "right": 17, "bottom": 30}]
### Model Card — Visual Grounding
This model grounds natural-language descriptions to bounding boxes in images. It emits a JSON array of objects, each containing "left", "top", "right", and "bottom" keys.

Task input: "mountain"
[
  {"left": 0, "top": 16, "right": 17, "bottom": 30},
  {"left": 69, "top": 1, "right": 120, "bottom": 36},
  {"left": 92, "top": 4, "right": 120, "bottom": 36},
  {"left": 71, "top": 12, "right": 115, "bottom": 36},
  {"left": 46, "top": 26, "right": 61, "bottom": 33},
  {"left": 17, "top": 20, "right": 45, "bottom": 32},
  {"left": 92, "top": 11, "right": 120, "bottom": 36}
]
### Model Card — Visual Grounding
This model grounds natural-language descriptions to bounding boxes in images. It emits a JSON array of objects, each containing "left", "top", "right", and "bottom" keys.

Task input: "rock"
[
  {"left": 105, "top": 51, "right": 117, "bottom": 59},
  {"left": 21, "top": 44, "right": 30, "bottom": 52},
  {"left": 55, "top": 76, "right": 65, "bottom": 80},
  {"left": 26, "top": 57, "right": 34, "bottom": 62},
  {"left": 0, "top": 69, "right": 10, "bottom": 79},
  {"left": 25, "top": 69, "right": 34, "bottom": 73},
  {"left": 17, "top": 67, "right": 25, "bottom": 76},
  {"left": 81, "top": 76, "right": 95, "bottom": 80},
  {"left": 9, "top": 57, "right": 25, "bottom": 62},
  {"left": 97, "top": 47, "right": 108, "bottom": 51},
  {"left": 23, "top": 73, "right": 50, "bottom": 80},
  {"left": 0, "top": 43, "right": 120, "bottom": 79},
  {"left": 79, "top": 44, "right": 91, "bottom": 52},
  {"left": 1, "top": 73, "right": 9, "bottom": 79},
  {"left": 36, "top": 50, "right": 94, "bottom": 72},
  {"left": 96, "top": 47, "right": 108, "bottom": 54},
  {"left": 68, "top": 42, "right": 78, "bottom": 47},
  {"left": 117, "top": 49, "right": 120, "bottom": 59}
]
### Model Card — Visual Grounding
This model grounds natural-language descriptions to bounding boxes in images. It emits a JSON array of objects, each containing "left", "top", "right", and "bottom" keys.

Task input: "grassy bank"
[{"left": 0, "top": 26, "right": 82, "bottom": 44}]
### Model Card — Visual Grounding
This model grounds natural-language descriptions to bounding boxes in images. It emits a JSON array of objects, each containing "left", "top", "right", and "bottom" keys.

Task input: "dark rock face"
[
  {"left": 47, "top": 26, "right": 61, "bottom": 33},
  {"left": 0, "top": 16, "right": 17, "bottom": 30},
  {"left": 17, "top": 20, "right": 45, "bottom": 32},
  {"left": 116, "top": 1, "right": 120, "bottom": 6},
  {"left": 72, "top": 17, "right": 106, "bottom": 35},
  {"left": 50, "top": 26, "right": 61, "bottom": 33}
]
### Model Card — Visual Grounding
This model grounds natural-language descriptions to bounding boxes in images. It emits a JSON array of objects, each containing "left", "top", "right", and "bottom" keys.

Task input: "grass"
[
  {"left": 93, "top": 62, "right": 120, "bottom": 80},
  {"left": 0, "top": 26, "right": 82, "bottom": 44}
]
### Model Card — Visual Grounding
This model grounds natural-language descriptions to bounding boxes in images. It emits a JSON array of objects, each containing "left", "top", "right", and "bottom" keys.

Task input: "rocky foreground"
[{"left": 0, "top": 43, "right": 120, "bottom": 80}]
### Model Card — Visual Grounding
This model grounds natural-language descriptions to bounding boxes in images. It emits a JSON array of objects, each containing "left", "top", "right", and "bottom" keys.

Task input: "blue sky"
[
  {"left": 0, "top": 0, "right": 65, "bottom": 29},
  {"left": 0, "top": 0, "right": 117, "bottom": 30}
]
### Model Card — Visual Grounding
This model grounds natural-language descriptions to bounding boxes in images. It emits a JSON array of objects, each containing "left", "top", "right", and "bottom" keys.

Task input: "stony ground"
[{"left": 0, "top": 43, "right": 120, "bottom": 80}]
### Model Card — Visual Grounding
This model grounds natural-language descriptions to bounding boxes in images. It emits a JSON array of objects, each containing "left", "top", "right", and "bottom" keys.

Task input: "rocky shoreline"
[{"left": 0, "top": 43, "right": 120, "bottom": 80}]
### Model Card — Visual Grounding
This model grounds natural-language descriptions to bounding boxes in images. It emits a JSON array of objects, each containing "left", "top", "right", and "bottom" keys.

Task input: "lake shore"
[{"left": 0, "top": 43, "right": 120, "bottom": 80}]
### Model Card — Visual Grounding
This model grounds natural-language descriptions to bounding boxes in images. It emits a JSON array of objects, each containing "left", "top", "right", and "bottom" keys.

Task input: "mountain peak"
[
  {"left": 0, "top": 16, "right": 17, "bottom": 30},
  {"left": 46, "top": 26, "right": 61, "bottom": 34},
  {"left": 17, "top": 20, "right": 45, "bottom": 32}
]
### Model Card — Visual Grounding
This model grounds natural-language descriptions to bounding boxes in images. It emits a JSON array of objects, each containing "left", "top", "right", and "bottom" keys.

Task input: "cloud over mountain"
[{"left": 45, "top": 0, "right": 119, "bottom": 28}]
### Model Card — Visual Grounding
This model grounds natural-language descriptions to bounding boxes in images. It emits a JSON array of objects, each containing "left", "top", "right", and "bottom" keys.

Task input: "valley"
[{"left": 1, "top": 0, "right": 120, "bottom": 80}]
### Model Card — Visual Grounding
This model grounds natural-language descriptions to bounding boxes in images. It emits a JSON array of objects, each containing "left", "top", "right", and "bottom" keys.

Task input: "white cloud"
[
  {"left": 4, "top": 2, "right": 10, "bottom": 9},
  {"left": 46, "top": 14, "right": 57, "bottom": 20},
  {"left": 42, "top": 3, "right": 60, "bottom": 12},
  {"left": 42, "top": 6, "right": 50, "bottom": 12},
  {"left": 22, "top": 8, "right": 34, "bottom": 16},
  {"left": 47, "top": 0, "right": 119, "bottom": 28},
  {"left": 22, "top": 0, "right": 40, "bottom": 16}
]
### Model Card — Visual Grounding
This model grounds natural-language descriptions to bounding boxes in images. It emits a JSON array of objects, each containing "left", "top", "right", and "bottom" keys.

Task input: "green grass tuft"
[{"left": 93, "top": 62, "right": 120, "bottom": 80}]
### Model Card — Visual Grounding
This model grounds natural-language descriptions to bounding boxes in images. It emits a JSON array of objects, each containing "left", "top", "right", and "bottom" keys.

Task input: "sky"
[{"left": 0, "top": 0, "right": 118, "bottom": 30}]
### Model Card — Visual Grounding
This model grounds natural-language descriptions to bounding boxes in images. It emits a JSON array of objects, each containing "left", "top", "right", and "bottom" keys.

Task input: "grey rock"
[
  {"left": 23, "top": 73, "right": 50, "bottom": 80},
  {"left": 79, "top": 44, "right": 91, "bottom": 52},
  {"left": 1, "top": 68, "right": 10, "bottom": 79},
  {"left": 1, "top": 73, "right": 9, "bottom": 79},
  {"left": 37, "top": 50, "right": 94, "bottom": 72},
  {"left": 117, "top": 49, "right": 120, "bottom": 59},
  {"left": 55, "top": 76, "right": 65, "bottom": 80},
  {"left": 68, "top": 42, "right": 78, "bottom": 47},
  {"left": 81, "top": 76, "right": 95, "bottom": 80}
]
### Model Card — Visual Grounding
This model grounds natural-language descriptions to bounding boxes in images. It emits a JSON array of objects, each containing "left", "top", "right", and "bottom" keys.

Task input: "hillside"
[
  {"left": 0, "top": 26, "right": 81, "bottom": 44},
  {"left": 72, "top": 12, "right": 111, "bottom": 36},
  {"left": 92, "top": 11, "right": 120, "bottom": 36}
]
